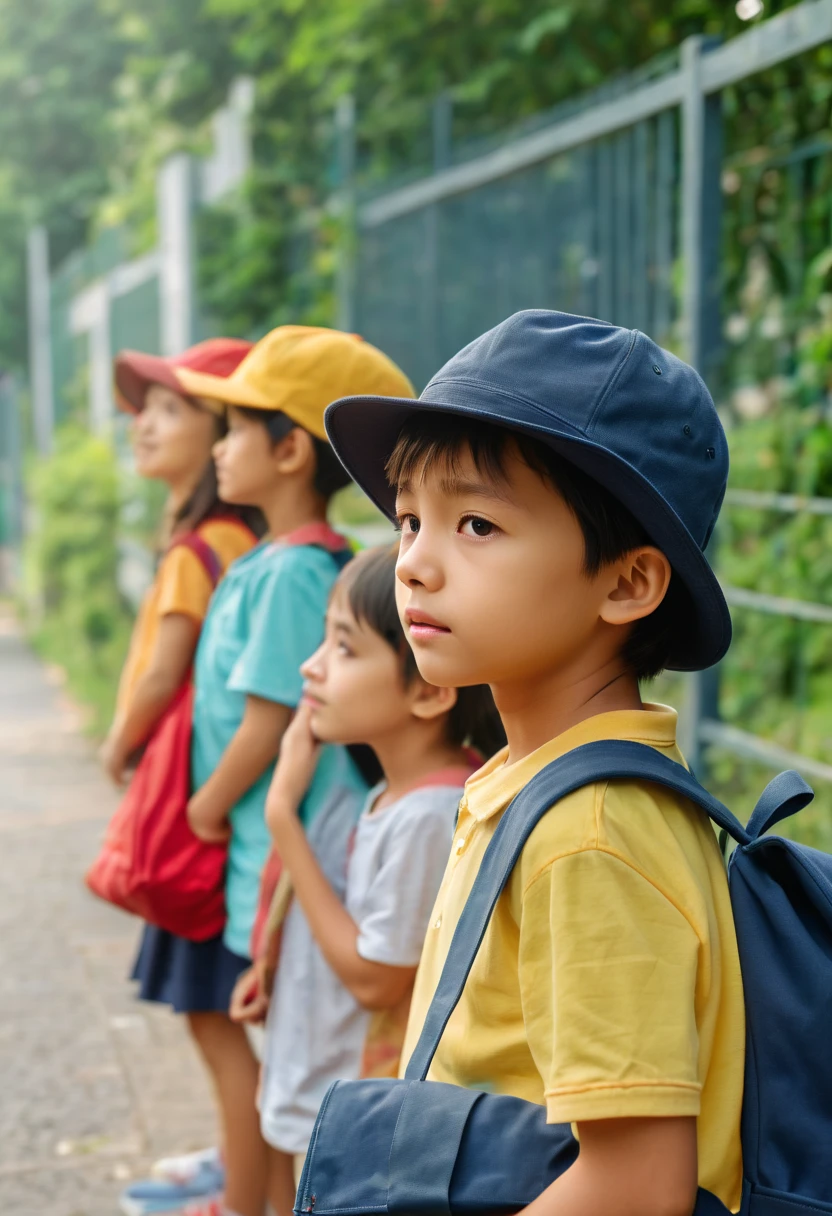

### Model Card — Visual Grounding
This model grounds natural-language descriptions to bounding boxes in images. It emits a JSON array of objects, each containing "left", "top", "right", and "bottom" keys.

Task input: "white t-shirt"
[{"left": 259, "top": 777, "right": 466, "bottom": 1154}]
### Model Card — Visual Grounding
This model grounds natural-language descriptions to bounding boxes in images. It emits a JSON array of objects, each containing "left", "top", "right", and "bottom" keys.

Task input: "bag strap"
[
  {"left": 171, "top": 532, "right": 223, "bottom": 588},
  {"left": 405, "top": 738, "right": 751, "bottom": 1082}
]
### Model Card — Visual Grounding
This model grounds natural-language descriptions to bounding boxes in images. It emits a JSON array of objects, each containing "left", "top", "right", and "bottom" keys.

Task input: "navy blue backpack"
[{"left": 297, "top": 740, "right": 832, "bottom": 1216}]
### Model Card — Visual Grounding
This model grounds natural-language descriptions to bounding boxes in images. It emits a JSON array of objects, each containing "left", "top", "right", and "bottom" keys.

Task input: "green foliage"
[
  {"left": 23, "top": 424, "right": 133, "bottom": 735},
  {"left": 194, "top": 0, "right": 808, "bottom": 340},
  {"left": 704, "top": 284, "right": 832, "bottom": 848},
  {"left": 0, "top": 0, "right": 128, "bottom": 366},
  {"left": 0, "top": 0, "right": 813, "bottom": 366},
  {"left": 0, "top": 0, "right": 241, "bottom": 370}
]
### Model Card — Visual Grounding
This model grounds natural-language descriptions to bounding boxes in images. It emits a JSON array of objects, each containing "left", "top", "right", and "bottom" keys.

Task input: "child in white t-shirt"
[{"left": 230, "top": 545, "right": 504, "bottom": 1215}]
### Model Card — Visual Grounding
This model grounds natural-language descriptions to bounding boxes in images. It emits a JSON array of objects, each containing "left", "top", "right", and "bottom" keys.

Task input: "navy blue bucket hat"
[{"left": 325, "top": 310, "right": 731, "bottom": 672}]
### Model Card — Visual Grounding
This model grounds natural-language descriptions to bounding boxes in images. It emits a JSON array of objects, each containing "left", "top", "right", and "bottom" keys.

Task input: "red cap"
[{"left": 114, "top": 337, "right": 254, "bottom": 413}]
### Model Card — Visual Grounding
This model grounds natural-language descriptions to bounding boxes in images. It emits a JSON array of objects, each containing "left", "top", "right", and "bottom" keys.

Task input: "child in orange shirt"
[{"left": 102, "top": 339, "right": 262, "bottom": 1214}]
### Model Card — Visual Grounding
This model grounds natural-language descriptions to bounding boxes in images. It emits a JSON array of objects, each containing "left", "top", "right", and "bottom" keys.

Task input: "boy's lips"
[
  {"left": 405, "top": 608, "right": 451, "bottom": 640},
  {"left": 301, "top": 690, "right": 325, "bottom": 709}
]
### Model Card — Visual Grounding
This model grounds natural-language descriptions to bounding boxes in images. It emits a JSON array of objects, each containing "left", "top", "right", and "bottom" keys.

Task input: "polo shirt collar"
[{"left": 461, "top": 703, "right": 679, "bottom": 823}]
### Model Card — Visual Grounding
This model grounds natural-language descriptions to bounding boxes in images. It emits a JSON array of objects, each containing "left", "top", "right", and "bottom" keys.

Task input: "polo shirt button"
[
  {"left": 433, "top": 914, "right": 442, "bottom": 930},
  {"left": 454, "top": 836, "right": 466, "bottom": 855}
]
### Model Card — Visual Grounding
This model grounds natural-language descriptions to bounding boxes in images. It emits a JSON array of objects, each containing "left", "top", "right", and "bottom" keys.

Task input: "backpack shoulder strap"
[
  {"left": 405, "top": 738, "right": 749, "bottom": 1082},
  {"left": 170, "top": 531, "right": 223, "bottom": 589},
  {"left": 327, "top": 546, "right": 353, "bottom": 572}
]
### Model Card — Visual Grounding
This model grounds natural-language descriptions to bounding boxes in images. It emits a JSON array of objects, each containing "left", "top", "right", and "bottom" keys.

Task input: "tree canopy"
[{"left": 0, "top": 0, "right": 812, "bottom": 369}]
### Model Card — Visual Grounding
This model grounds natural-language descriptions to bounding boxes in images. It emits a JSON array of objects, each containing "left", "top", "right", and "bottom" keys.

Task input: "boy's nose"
[{"left": 396, "top": 534, "right": 444, "bottom": 593}]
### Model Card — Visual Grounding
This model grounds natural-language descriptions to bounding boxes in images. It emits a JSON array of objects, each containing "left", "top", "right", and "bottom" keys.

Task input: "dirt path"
[{"left": 0, "top": 611, "right": 214, "bottom": 1215}]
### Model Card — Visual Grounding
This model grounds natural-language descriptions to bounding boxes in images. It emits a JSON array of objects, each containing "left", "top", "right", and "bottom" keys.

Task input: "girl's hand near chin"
[{"left": 265, "top": 702, "right": 321, "bottom": 836}]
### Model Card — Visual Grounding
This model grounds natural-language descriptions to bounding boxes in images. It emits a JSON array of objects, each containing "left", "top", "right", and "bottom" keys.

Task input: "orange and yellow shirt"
[{"left": 116, "top": 518, "right": 254, "bottom": 716}]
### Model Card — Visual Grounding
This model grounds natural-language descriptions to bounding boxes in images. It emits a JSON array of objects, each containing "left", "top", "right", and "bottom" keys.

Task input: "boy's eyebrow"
[{"left": 397, "top": 475, "right": 515, "bottom": 505}]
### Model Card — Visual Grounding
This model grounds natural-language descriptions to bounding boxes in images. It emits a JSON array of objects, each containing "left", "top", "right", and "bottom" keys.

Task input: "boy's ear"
[
  {"left": 407, "top": 678, "right": 458, "bottom": 724},
  {"left": 599, "top": 547, "right": 671, "bottom": 627},
  {"left": 271, "top": 426, "right": 316, "bottom": 477}
]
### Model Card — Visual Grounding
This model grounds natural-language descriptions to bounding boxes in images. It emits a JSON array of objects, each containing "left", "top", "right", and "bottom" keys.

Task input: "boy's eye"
[
  {"left": 397, "top": 513, "right": 420, "bottom": 533},
  {"left": 460, "top": 516, "right": 496, "bottom": 538}
]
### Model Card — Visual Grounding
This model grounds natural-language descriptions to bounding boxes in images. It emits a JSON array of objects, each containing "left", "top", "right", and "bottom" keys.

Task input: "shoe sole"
[{"left": 120, "top": 1195, "right": 223, "bottom": 1216}]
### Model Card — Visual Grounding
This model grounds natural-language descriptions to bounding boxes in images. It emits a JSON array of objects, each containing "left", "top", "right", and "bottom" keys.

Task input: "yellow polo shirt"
[{"left": 401, "top": 705, "right": 744, "bottom": 1211}]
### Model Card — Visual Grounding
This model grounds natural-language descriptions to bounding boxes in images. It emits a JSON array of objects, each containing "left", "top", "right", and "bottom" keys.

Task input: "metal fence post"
[
  {"left": 26, "top": 226, "right": 54, "bottom": 456},
  {"left": 335, "top": 94, "right": 357, "bottom": 333},
  {"left": 680, "top": 36, "right": 723, "bottom": 774},
  {"left": 432, "top": 91, "right": 453, "bottom": 173},
  {"left": 423, "top": 92, "right": 453, "bottom": 375},
  {"left": 157, "top": 153, "right": 198, "bottom": 356},
  {"left": 0, "top": 374, "right": 23, "bottom": 593}
]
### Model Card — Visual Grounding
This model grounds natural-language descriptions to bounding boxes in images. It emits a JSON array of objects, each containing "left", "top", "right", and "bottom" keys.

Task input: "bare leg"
[
  {"left": 267, "top": 1146, "right": 297, "bottom": 1216},
  {"left": 187, "top": 1012, "right": 268, "bottom": 1216}
]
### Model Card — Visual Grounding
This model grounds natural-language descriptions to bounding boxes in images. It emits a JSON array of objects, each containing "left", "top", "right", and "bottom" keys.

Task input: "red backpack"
[{"left": 86, "top": 527, "right": 246, "bottom": 941}]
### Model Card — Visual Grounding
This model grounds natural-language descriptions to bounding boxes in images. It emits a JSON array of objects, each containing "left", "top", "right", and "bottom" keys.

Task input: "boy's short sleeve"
[
  {"left": 355, "top": 792, "right": 457, "bottom": 968},
  {"left": 227, "top": 549, "right": 333, "bottom": 706},
  {"left": 155, "top": 546, "right": 214, "bottom": 623},
  {"left": 520, "top": 847, "right": 703, "bottom": 1125}
]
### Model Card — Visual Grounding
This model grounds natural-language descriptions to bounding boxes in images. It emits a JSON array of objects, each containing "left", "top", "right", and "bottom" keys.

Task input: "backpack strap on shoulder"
[
  {"left": 405, "top": 738, "right": 750, "bottom": 1082},
  {"left": 746, "top": 769, "right": 813, "bottom": 840},
  {"left": 171, "top": 532, "right": 223, "bottom": 589},
  {"left": 328, "top": 547, "right": 353, "bottom": 572}
]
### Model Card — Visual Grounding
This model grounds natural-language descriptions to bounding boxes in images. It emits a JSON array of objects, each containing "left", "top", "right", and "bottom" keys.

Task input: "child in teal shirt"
[{"left": 192, "top": 529, "right": 365, "bottom": 957}]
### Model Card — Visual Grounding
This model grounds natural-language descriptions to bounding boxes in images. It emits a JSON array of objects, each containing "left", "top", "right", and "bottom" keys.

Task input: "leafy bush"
[
  {"left": 23, "top": 424, "right": 134, "bottom": 736},
  {"left": 704, "top": 278, "right": 832, "bottom": 849}
]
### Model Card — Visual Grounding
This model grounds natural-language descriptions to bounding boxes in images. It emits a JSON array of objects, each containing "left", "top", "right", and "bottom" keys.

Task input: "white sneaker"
[{"left": 151, "top": 1146, "right": 223, "bottom": 1184}]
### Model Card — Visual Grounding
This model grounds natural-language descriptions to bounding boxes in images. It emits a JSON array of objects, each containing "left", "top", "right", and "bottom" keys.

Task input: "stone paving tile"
[{"left": 0, "top": 617, "right": 214, "bottom": 1215}]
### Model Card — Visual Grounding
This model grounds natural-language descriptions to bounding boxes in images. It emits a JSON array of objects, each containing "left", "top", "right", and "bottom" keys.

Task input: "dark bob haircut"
[
  {"left": 339, "top": 544, "right": 506, "bottom": 760},
  {"left": 386, "top": 412, "right": 695, "bottom": 682}
]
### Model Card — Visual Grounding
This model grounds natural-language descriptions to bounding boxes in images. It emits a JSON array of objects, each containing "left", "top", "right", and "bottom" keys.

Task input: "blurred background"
[{"left": 3, "top": 0, "right": 832, "bottom": 841}]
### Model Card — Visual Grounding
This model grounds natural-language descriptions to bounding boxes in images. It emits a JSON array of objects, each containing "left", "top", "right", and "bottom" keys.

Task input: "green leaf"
[{"left": 517, "top": 6, "right": 574, "bottom": 53}]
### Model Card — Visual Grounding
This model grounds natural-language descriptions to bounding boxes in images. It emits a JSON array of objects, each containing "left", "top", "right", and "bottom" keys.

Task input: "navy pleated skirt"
[{"left": 131, "top": 922, "right": 250, "bottom": 1014}]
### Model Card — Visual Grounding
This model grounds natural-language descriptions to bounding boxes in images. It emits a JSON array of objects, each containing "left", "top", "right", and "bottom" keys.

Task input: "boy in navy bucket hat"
[{"left": 325, "top": 311, "right": 745, "bottom": 1215}]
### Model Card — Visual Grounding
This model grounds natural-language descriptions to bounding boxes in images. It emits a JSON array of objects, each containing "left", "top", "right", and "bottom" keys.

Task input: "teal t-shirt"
[{"left": 191, "top": 540, "right": 367, "bottom": 958}]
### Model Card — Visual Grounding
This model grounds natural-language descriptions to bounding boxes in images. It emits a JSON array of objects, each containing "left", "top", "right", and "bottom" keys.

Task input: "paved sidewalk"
[{"left": 0, "top": 611, "right": 214, "bottom": 1215}]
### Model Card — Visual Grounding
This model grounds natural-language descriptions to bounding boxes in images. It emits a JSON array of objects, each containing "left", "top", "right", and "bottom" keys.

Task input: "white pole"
[
  {"left": 26, "top": 226, "right": 54, "bottom": 455},
  {"left": 157, "top": 154, "right": 195, "bottom": 356}
]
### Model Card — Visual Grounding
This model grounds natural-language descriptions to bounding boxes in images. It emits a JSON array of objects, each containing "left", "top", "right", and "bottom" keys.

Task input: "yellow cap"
[{"left": 173, "top": 325, "right": 415, "bottom": 440}]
